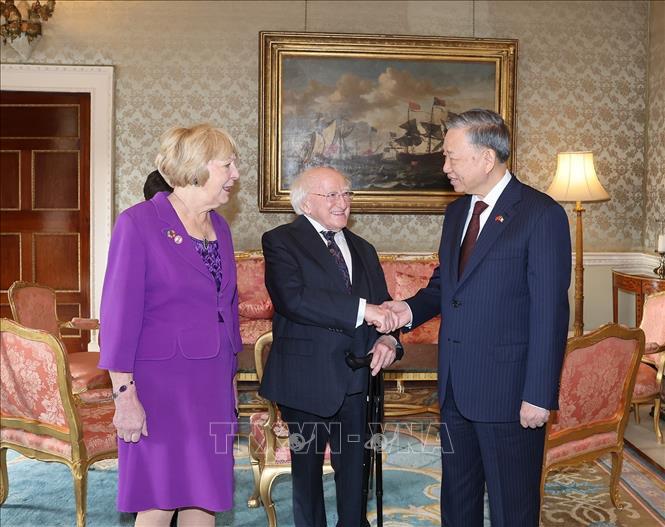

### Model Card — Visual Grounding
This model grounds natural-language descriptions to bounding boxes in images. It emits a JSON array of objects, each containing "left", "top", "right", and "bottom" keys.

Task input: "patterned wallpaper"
[
  {"left": 645, "top": 0, "right": 665, "bottom": 252},
  {"left": 1, "top": 0, "right": 657, "bottom": 252}
]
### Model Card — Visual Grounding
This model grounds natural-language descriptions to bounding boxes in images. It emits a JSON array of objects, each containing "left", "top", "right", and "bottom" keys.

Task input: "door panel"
[{"left": 0, "top": 91, "right": 91, "bottom": 352}]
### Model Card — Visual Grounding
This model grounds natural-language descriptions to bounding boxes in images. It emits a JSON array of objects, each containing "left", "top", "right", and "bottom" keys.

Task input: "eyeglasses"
[{"left": 310, "top": 191, "right": 355, "bottom": 203}]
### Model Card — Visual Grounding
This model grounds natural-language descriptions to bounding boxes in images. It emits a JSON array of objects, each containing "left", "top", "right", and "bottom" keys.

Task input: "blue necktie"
[{"left": 321, "top": 230, "right": 352, "bottom": 293}]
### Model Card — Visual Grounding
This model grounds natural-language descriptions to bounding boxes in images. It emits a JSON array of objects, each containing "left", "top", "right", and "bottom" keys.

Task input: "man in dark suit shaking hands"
[
  {"left": 385, "top": 109, "right": 571, "bottom": 526},
  {"left": 259, "top": 166, "right": 401, "bottom": 527}
]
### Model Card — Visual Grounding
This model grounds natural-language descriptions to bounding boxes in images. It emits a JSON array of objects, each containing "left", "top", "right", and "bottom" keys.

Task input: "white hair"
[{"left": 289, "top": 167, "right": 350, "bottom": 215}]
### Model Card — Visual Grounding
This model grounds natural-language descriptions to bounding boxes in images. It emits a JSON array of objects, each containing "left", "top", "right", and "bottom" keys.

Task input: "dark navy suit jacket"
[
  {"left": 406, "top": 176, "right": 571, "bottom": 422},
  {"left": 259, "top": 215, "right": 392, "bottom": 417}
]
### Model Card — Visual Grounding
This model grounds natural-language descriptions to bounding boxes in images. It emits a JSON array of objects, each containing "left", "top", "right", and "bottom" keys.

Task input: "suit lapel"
[
  {"left": 456, "top": 177, "right": 523, "bottom": 290},
  {"left": 345, "top": 230, "right": 372, "bottom": 299},
  {"left": 289, "top": 216, "right": 349, "bottom": 292},
  {"left": 151, "top": 192, "right": 215, "bottom": 284}
]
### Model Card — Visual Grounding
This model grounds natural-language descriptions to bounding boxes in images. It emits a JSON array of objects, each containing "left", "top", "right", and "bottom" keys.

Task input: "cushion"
[
  {"left": 68, "top": 352, "right": 112, "bottom": 391},
  {"left": 545, "top": 431, "right": 618, "bottom": 466},
  {"left": 239, "top": 319, "right": 272, "bottom": 345},
  {"left": 632, "top": 362, "right": 660, "bottom": 399},
  {"left": 394, "top": 270, "right": 440, "bottom": 344},
  {"left": 238, "top": 298, "right": 274, "bottom": 320},
  {"left": 236, "top": 258, "right": 270, "bottom": 303}
]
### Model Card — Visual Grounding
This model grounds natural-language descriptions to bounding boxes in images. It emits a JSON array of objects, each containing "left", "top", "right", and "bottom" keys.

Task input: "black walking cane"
[{"left": 346, "top": 342, "right": 403, "bottom": 527}]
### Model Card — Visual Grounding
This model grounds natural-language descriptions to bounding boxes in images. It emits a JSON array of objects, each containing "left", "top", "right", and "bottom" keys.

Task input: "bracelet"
[{"left": 112, "top": 380, "right": 135, "bottom": 399}]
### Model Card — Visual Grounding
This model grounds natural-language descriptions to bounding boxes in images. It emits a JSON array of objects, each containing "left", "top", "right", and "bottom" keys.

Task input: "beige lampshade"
[{"left": 546, "top": 151, "right": 610, "bottom": 203}]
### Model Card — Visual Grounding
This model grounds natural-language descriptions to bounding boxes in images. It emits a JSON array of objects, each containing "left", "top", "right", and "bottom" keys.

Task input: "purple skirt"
[{"left": 116, "top": 338, "right": 237, "bottom": 512}]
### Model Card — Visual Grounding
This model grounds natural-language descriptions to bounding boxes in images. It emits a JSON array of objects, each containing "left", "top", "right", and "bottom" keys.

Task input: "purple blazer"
[{"left": 98, "top": 192, "right": 242, "bottom": 372}]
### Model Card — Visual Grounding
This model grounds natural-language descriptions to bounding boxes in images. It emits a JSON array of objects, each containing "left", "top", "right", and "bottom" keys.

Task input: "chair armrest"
[
  {"left": 643, "top": 342, "right": 665, "bottom": 355},
  {"left": 73, "top": 387, "right": 113, "bottom": 406},
  {"left": 61, "top": 317, "right": 99, "bottom": 331}
]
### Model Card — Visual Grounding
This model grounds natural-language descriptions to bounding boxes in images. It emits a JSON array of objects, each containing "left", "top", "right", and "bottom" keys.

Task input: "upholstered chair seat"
[
  {"left": 0, "top": 404, "right": 116, "bottom": 460},
  {"left": 545, "top": 431, "right": 618, "bottom": 466},
  {"left": 0, "top": 319, "right": 118, "bottom": 527},
  {"left": 541, "top": 324, "right": 644, "bottom": 514}
]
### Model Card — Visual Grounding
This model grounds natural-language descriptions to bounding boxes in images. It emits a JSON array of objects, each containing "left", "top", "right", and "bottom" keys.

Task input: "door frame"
[{"left": 1, "top": 64, "right": 114, "bottom": 351}]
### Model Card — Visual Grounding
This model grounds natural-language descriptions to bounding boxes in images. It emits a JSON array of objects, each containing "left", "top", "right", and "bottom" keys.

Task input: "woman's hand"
[
  {"left": 113, "top": 391, "right": 148, "bottom": 443},
  {"left": 109, "top": 371, "right": 148, "bottom": 443}
]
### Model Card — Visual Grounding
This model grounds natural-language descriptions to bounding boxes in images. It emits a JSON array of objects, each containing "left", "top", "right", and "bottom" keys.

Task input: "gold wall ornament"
[{"left": 0, "top": 0, "right": 55, "bottom": 45}]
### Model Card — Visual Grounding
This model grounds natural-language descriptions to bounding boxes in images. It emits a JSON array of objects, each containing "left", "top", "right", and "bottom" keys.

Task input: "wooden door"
[{"left": 0, "top": 91, "right": 91, "bottom": 352}]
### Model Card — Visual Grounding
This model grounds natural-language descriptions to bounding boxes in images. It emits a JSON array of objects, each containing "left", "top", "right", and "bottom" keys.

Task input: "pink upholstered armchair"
[
  {"left": 247, "top": 331, "right": 333, "bottom": 527},
  {"left": 0, "top": 318, "right": 118, "bottom": 527},
  {"left": 631, "top": 291, "right": 665, "bottom": 442},
  {"left": 8, "top": 281, "right": 110, "bottom": 399},
  {"left": 540, "top": 323, "right": 644, "bottom": 511}
]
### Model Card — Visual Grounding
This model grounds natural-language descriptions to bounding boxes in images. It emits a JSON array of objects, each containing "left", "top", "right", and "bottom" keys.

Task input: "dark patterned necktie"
[
  {"left": 459, "top": 200, "right": 489, "bottom": 278},
  {"left": 321, "top": 230, "right": 352, "bottom": 293}
]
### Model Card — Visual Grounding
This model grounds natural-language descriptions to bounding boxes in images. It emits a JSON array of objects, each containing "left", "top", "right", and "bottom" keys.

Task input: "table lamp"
[{"left": 546, "top": 151, "right": 610, "bottom": 336}]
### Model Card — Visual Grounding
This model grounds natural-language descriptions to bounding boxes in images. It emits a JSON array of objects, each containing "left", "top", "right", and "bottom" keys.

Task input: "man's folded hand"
[
  {"left": 364, "top": 304, "right": 399, "bottom": 333},
  {"left": 380, "top": 300, "right": 412, "bottom": 329}
]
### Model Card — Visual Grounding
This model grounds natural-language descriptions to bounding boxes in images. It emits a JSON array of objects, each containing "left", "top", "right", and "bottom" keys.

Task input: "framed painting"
[{"left": 259, "top": 31, "right": 517, "bottom": 213}]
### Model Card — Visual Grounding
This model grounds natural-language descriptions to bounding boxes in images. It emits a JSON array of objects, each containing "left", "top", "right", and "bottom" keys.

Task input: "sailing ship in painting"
[{"left": 294, "top": 97, "right": 455, "bottom": 191}]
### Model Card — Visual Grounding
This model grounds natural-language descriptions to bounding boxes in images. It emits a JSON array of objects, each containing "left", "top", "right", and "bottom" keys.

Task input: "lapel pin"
[
  {"left": 174, "top": 235, "right": 183, "bottom": 244},
  {"left": 166, "top": 229, "right": 176, "bottom": 238},
  {"left": 495, "top": 215, "right": 504, "bottom": 223}
]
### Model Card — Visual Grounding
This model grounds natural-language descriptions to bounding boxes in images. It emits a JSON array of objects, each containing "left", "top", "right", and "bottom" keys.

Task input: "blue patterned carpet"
[{"left": 1, "top": 422, "right": 663, "bottom": 526}]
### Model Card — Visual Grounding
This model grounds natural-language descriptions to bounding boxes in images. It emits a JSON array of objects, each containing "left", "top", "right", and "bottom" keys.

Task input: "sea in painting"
[{"left": 280, "top": 56, "right": 496, "bottom": 192}]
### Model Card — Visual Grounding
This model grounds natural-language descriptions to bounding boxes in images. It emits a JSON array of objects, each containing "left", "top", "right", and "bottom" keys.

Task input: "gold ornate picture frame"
[{"left": 259, "top": 31, "right": 517, "bottom": 213}]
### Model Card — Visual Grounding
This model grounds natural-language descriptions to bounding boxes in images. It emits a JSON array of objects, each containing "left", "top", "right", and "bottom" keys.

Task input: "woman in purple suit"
[{"left": 99, "top": 124, "right": 242, "bottom": 526}]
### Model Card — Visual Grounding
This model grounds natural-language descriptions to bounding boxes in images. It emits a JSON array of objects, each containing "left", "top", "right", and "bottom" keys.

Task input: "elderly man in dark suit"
[
  {"left": 385, "top": 109, "right": 571, "bottom": 526},
  {"left": 259, "top": 166, "right": 401, "bottom": 527}
]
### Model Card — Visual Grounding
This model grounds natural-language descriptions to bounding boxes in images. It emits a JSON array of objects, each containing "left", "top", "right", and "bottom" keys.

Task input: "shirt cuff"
[
  {"left": 404, "top": 302, "right": 414, "bottom": 329},
  {"left": 356, "top": 298, "right": 366, "bottom": 328}
]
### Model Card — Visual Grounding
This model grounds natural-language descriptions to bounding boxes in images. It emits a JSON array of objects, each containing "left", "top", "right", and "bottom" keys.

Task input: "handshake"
[{"left": 364, "top": 301, "right": 412, "bottom": 333}]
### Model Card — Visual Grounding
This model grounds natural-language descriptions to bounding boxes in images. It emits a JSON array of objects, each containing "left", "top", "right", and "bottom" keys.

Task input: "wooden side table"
[{"left": 612, "top": 270, "right": 665, "bottom": 326}]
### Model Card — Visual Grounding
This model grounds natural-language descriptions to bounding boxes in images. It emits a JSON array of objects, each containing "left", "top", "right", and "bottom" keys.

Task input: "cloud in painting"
[{"left": 282, "top": 65, "right": 491, "bottom": 133}]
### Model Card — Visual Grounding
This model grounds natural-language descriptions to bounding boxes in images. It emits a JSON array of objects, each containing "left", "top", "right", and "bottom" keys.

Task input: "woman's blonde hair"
[{"left": 155, "top": 124, "right": 238, "bottom": 187}]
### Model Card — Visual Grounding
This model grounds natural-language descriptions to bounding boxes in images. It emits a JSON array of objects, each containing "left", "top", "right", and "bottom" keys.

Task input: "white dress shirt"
[
  {"left": 304, "top": 215, "right": 366, "bottom": 327},
  {"left": 460, "top": 170, "right": 512, "bottom": 244}
]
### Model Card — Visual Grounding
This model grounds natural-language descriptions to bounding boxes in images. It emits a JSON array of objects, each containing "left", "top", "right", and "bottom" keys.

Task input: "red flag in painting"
[
  {"left": 433, "top": 97, "right": 446, "bottom": 107},
  {"left": 408, "top": 101, "right": 421, "bottom": 111}
]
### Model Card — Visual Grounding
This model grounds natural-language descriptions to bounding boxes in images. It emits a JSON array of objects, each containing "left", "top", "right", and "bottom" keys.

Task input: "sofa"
[
  {"left": 235, "top": 251, "right": 440, "bottom": 346},
  {"left": 234, "top": 251, "right": 441, "bottom": 415}
]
